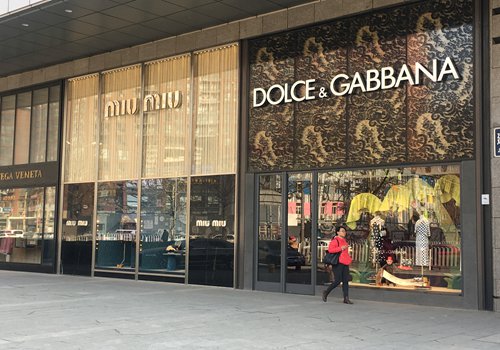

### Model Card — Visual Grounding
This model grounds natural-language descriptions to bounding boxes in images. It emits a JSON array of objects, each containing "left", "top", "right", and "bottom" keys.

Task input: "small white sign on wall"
[{"left": 481, "top": 194, "right": 490, "bottom": 205}]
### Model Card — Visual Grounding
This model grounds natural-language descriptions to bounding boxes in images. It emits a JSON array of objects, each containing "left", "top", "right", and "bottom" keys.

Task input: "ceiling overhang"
[{"left": 0, "top": 0, "right": 314, "bottom": 77}]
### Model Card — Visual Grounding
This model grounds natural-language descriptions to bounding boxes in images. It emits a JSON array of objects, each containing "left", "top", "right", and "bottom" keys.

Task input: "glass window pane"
[
  {"left": 192, "top": 45, "right": 239, "bottom": 175},
  {"left": 316, "top": 165, "right": 461, "bottom": 292},
  {"left": 286, "top": 173, "right": 311, "bottom": 285},
  {"left": 100, "top": 66, "right": 141, "bottom": 180},
  {"left": 14, "top": 92, "right": 31, "bottom": 165},
  {"left": 188, "top": 175, "right": 235, "bottom": 287},
  {"left": 61, "top": 183, "right": 94, "bottom": 275},
  {"left": 0, "top": 95, "right": 16, "bottom": 166},
  {"left": 0, "top": 187, "right": 45, "bottom": 264},
  {"left": 95, "top": 181, "right": 138, "bottom": 271},
  {"left": 30, "top": 88, "right": 48, "bottom": 163},
  {"left": 257, "top": 174, "right": 282, "bottom": 283},
  {"left": 42, "top": 187, "right": 56, "bottom": 265},
  {"left": 65, "top": 75, "right": 99, "bottom": 182},
  {"left": 47, "top": 85, "right": 60, "bottom": 162},
  {"left": 140, "top": 178, "right": 187, "bottom": 275},
  {"left": 143, "top": 55, "right": 190, "bottom": 178}
]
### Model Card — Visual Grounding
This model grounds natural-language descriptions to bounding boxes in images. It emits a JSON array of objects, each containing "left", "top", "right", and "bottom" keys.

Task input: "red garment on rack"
[{"left": 0, "top": 237, "right": 15, "bottom": 254}]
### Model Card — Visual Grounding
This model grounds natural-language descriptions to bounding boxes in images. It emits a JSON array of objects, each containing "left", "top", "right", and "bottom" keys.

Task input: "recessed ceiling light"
[
  {"left": 21, "top": 23, "right": 29, "bottom": 27},
  {"left": 65, "top": 9, "right": 73, "bottom": 13}
]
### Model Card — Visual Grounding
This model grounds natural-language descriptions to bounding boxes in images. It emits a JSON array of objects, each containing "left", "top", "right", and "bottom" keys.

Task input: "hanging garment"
[
  {"left": 346, "top": 193, "right": 382, "bottom": 229},
  {"left": 434, "top": 174, "right": 460, "bottom": 206}
]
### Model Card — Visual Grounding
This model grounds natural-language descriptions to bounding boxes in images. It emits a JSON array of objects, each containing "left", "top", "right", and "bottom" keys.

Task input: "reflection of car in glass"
[
  {"left": 189, "top": 238, "right": 234, "bottom": 270},
  {"left": 22, "top": 232, "right": 41, "bottom": 239},
  {"left": 0, "top": 229, "right": 23, "bottom": 238},
  {"left": 258, "top": 240, "right": 306, "bottom": 270},
  {"left": 211, "top": 233, "right": 235, "bottom": 243}
]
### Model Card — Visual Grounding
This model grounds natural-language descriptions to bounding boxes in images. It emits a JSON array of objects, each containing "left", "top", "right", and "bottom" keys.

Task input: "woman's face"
[{"left": 337, "top": 227, "right": 347, "bottom": 237}]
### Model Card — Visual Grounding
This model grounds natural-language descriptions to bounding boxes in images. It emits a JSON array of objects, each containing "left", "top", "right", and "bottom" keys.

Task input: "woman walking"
[{"left": 322, "top": 226, "right": 353, "bottom": 304}]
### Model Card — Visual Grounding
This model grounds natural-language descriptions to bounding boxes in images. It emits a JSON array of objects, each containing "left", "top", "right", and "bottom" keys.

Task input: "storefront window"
[
  {"left": 0, "top": 82, "right": 61, "bottom": 269},
  {"left": 14, "top": 92, "right": 31, "bottom": 165},
  {"left": 0, "top": 95, "right": 15, "bottom": 166},
  {"left": 61, "top": 183, "right": 94, "bottom": 275},
  {"left": 188, "top": 175, "right": 235, "bottom": 287},
  {"left": 287, "top": 173, "right": 312, "bottom": 285},
  {"left": 0, "top": 187, "right": 54, "bottom": 264},
  {"left": 99, "top": 66, "right": 141, "bottom": 181},
  {"left": 95, "top": 181, "right": 138, "bottom": 271},
  {"left": 42, "top": 187, "right": 56, "bottom": 265},
  {"left": 63, "top": 44, "right": 239, "bottom": 281},
  {"left": 316, "top": 165, "right": 461, "bottom": 292},
  {"left": 257, "top": 175, "right": 282, "bottom": 283},
  {"left": 47, "top": 86, "right": 61, "bottom": 162},
  {"left": 192, "top": 45, "right": 238, "bottom": 175},
  {"left": 30, "top": 88, "right": 48, "bottom": 163},
  {"left": 140, "top": 178, "right": 187, "bottom": 275},
  {"left": 65, "top": 75, "right": 99, "bottom": 182},
  {"left": 143, "top": 56, "right": 190, "bottom": 178}
]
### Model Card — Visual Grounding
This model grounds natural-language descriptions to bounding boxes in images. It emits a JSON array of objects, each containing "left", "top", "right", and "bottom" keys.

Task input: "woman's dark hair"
[
  {"left": 335, "top": 225, "right": 346, "bottom": 234},
  {"left": 412, "top": 212, "right": 420, "bottom": 222}
]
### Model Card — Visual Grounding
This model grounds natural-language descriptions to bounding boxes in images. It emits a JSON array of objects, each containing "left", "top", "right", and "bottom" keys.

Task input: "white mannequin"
[{"left": 415, "top": 215, "right": 431, "bottom": 269}]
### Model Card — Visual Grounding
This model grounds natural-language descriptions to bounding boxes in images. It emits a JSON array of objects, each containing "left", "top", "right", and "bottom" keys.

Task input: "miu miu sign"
[{"left": 104, "top": 91, "right": 182, "bottom": 117}]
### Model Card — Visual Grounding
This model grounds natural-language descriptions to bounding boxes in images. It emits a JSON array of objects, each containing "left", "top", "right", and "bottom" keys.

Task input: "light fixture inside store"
[
  {"left": 21, "top": 23, "right": 29, "bottom": 27},
  {"left": 65, "top": 9, "right": 72, "bottom": 13}
]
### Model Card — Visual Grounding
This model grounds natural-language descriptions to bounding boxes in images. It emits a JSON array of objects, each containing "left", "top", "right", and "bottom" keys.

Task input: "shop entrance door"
[
  {"left": 255, "top": 173, "right": 315, "bottom": 295},
  {"left": 285, "top": 173, "right": 314, "bottom": 294}
]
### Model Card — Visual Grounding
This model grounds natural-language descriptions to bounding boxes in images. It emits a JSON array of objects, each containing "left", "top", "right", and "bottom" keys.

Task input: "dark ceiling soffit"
[{"left": 0, "top": 0, "right": 315, "bottom": 78}]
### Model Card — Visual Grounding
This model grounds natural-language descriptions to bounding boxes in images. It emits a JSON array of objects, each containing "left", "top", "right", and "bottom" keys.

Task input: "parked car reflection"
[
  {"left": 258, "top": 240, "right": 306, "bottom": 270},
  {"left": 189, "top": 238, "right": 234, "bottom": 270},
  {"left": 0, "top": 229, "right": 23, "bottom": 238}
]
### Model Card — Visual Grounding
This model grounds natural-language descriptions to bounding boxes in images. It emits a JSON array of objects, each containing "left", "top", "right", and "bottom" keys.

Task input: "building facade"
[{"left": 0, "top": 0, "right": 496, "bottom": 310}]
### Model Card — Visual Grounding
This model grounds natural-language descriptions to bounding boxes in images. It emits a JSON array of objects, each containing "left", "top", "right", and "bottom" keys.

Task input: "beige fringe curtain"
[
  {"left": 99, "top": 66, "right": 141, "bottom": 181},
  {"left": 65, "top": 75, "right": 99, "bottom": 182},
  {"left": 192, "top": 45, "right": 239, "bottom": 175},
  {"left": 64, "top": 44, "right": 238, "bottom": 182},
  {"left": 143, "top": 55, "right": 190, "bottom": 178},
  {"left": 14, "top": 92, "right": 31, "bottom": 165}
]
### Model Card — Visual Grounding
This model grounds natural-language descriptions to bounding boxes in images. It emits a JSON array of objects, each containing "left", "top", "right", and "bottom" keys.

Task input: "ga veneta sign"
[{"left": 252, "top": 57, "right": 460, "bottom": 108}]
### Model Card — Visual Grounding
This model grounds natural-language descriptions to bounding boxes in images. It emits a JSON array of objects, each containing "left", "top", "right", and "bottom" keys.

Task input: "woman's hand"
[{"left": 341, "top": 245, "right": 348, "bottom": 250}]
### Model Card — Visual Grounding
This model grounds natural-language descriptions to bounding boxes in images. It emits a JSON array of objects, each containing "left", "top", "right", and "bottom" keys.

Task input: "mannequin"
[
  {"left": 370, "top": 212, "right": 385, "bottom": 268},
  {"left": 415, "top": 214, "right": 431, "bottom": 277}
]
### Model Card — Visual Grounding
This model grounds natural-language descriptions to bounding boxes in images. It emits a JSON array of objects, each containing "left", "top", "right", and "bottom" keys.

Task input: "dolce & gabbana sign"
[
  {"left": 252, "top": 57, "right": 459, "bottom": 108},
  {"left": 104, "top": 90, "right": 182, "bottom": 118}
]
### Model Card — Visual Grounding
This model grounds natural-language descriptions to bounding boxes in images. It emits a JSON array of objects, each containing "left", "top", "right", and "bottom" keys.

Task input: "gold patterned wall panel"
[
  {"left": 248, "top": 33, "right": 297, "bottom": 171},
  {"left": 247, "top": 0, "right": 474, "bottom": 172},
  {"left": 294, "top": 22, "right": 348, "bottom": 169},
  {"left": 407, "top": 0, "right": 474, "bottom": 162},
  {"left": 347, "top": 8, "right": 408, "bottom": 166}
]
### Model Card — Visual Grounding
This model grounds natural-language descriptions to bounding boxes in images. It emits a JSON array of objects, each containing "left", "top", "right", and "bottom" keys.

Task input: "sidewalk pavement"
[{"left": 0, "top": 270, "right": 500, "bottom": 350}]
